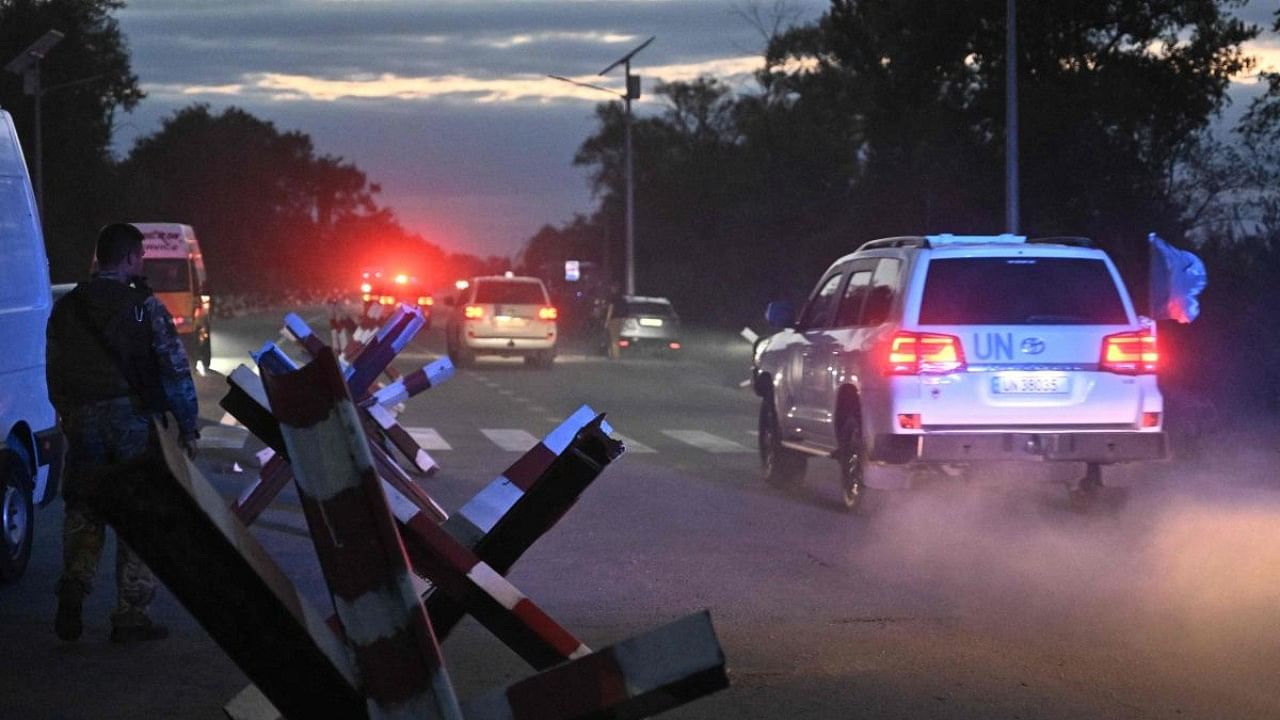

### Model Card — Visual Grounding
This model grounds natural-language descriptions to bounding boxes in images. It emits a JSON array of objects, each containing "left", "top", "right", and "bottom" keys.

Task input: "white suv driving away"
[
  {"left": 753, "top": 234, "right": 1167, "bottom": 511},
  {"left": 446, "top": 275, "right": 558, "bottom": 368}
]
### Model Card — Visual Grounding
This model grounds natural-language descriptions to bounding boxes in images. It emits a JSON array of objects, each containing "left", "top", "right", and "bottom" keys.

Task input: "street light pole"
[
  {"left": 1005, "top": 0, "right": 1019, "bottom": 234},
  {"left": 4, "top": 30, "right": 65, "bottom": 220},
  {"left": 622, "top": 66, "right": 635, "bottom": 296},
  {"left": 600, "top": 37, "right": 653, "bottom": 296}
]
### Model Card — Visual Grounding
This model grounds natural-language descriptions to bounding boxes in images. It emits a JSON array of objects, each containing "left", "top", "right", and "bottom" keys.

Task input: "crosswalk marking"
[
  {"left": 480, "top": 429, "right": 541, "bottom": 452},
  {"left": 196, "top": 424, "right": 762, "bottom": 456},
  {"left": 405, "top": 427, "right": 453, "bottom": 451},
  {"left": 218, "top": 411, "right": 240, "bottom": 427},
  {"left": 612, "top": 435, "right": 656, "bottom": 454},
  {"left": 661, "top": 430, "right": 753, "bottom": 453}
]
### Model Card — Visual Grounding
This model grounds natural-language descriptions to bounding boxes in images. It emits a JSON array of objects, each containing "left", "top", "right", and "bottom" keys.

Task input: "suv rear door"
[
  {"left": 908, "top": 252, "right": 1147, "bottom": 428},
  {"left": 469, "top": 279, "right": 552, "bottom": 339}
]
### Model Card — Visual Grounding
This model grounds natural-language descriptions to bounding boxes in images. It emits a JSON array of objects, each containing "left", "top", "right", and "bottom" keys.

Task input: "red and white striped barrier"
[
  {"left": 383, "top": 480, "right": 590, "bottom": 669},
  {"left": 366, "top": 358, "right": 454, "bottom": 409},
  {"left": 260, "top": 348, "right": 463, "bottom": 720},
  {"left": 463, "top": 611, "right": 727, "bottom": 720}
]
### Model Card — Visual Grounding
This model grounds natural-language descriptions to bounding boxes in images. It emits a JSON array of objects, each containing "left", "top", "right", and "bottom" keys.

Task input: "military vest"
[{"left": 50, "top": 278, "right": 166, "bottom": 412}]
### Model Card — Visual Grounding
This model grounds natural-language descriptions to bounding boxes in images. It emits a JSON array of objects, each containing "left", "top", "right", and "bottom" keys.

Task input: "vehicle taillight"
[
  {"left": 886, "top": 331, "right": 965, "bottom": 374},
  {"left": 464, "top": 305, "right": 484, "bottom": 319},
  {"left": 538, "top": 306, "right": 558, "bottom": 321},
  {"left": 1100, "top": 330, "right": 1157, "bottom": 374},
  {"left": 379, "top": 295, "right": 395, "bottom": 305},
  {"left": 418, "top": 296, "right": 433, "bottom": 306}
]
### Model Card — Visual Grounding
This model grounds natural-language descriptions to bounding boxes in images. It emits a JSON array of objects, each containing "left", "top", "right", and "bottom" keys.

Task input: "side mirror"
[{"left": 765, "top": 301, "right": 795, "bottom": 330}]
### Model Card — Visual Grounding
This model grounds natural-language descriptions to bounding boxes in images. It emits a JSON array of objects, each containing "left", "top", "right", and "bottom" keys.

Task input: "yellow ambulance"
[{"left": 132, "top": 223, "right": 212, "bottom": 370}]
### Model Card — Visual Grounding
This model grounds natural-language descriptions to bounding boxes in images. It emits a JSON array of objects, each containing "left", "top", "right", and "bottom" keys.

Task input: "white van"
[
  {"left": 131, "top": 223, "right": 212, "bottom": 370},
  {"left": 0, "top": 109, "right": 63, "bottom": 582}
]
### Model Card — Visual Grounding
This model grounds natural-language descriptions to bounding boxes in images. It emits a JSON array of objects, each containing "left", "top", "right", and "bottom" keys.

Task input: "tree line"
[
  {"left": 0, "top": 0, "right": 498, "bottom": 293},
  {"left": 521, "top": 0, "right": 1280, "bottom": 409}
]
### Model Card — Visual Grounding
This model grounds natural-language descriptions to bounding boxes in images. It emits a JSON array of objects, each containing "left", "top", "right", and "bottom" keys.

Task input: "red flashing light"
[
  {"left": 464, "top": 305, "right": 484, "bottom": 319},
  {"left": 617, "top": 339, "right": 631, "bottom": 348},
  {"left": 538, "top": 306, "right": 558, "bottom": 321},
  {"left": 886, "top": 331, "right": 965, "bottom": 374},
  {"left": 897, "top": 413, "right": 922, "bottom": 429},
  {"left": 1100, "top": 331, "right": 1158, "bottom": 374},
  {"left": 1141, "top": 411, "right": 1161, "bottom": 428},
  {"left": 668, "top": 341, "right": 681, "bottom": 350}
]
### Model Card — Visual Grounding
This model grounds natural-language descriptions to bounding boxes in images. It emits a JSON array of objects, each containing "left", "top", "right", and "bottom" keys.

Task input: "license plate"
[{"left": 991, "top": 374, "right": 1071, "bottom": 395}]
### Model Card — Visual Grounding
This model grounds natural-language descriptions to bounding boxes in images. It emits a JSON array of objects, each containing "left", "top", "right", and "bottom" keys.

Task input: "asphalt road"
[{"left": 3, "top": 307, "right": 1279, "bottom": 719}]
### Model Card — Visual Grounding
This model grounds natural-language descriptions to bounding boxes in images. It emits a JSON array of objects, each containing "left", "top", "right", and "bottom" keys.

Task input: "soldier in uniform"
[{"left": 46, "top": 223, "right": 200, "bottom": 643}]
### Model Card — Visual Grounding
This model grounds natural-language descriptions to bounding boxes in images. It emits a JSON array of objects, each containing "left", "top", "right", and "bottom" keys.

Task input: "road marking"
[
  {"left": 481, "top": 429, "right": 541, "bottom": 452},
  {"left": 405, "top": 427, "right": 453, "bottom": 451},
  {"left": 661, "top": 430, "right": 753, "bottom": 453},
  {"left": 219, "top": 411, "right": 240, "bottom": 427},
  {"left": 612, "top": 435, "right": 656, "bottom": 454},
  {"left": 497, "top": 389, "right": 516, "bottom": 396}
]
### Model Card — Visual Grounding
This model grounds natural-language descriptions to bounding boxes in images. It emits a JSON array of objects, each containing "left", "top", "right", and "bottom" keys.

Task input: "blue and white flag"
[{"left": 1148, "top": 233, "right": 1207, "bottom": 324}]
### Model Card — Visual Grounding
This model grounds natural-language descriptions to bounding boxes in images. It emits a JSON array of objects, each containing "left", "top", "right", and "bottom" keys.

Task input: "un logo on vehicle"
[{"left": 1020, "top": 337, "right": 1046, "bottom": 355}]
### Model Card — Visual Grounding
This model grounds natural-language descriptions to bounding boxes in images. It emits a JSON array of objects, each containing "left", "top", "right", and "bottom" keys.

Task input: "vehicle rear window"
[
  {"left": 626, "top": 301, "right": 674, "bottom": 317},
  {"left": 919, "top": 257, "right": 1128, "bottom": 325},
  {"left": 474, "top": 280, "right": 545, "bottom": 305},
  {"left": 144, "top": 259, "right": 190, "bottom": 292}
]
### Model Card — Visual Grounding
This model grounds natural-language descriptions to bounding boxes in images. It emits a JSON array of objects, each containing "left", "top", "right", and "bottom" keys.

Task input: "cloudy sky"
[{"left": 113, "top": 0, "right": 1279, "bottom": 258}]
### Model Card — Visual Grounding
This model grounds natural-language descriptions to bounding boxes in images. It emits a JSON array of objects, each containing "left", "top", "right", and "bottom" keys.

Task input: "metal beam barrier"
[
  {"left": 86, "top": 420, "right": 366, "bottom": 719},
  {"left": 260, "top": 348, "right": 462, "bottom": 720},
  {"left": 464, "top": 611, "right": 728, "bottom": 720}
]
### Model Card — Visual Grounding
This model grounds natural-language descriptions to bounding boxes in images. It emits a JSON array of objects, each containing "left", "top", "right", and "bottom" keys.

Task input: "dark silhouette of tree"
[
  {"left": 117, "top": 104, "right": 467, "bottom": 293},
  {"left": 0, "top": 0, "right": 144, "bottom": 280}
]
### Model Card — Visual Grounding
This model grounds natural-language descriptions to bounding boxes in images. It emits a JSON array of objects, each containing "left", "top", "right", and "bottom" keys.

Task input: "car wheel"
[
  {"left": 449, "top": 345, "right": 475, "bottom": 368},
  {"left": 0, "top": 454, "right": 34, "bottom": 583},
  {"left": 837, "top": 409, "right": 868, "bottom": 513},
  {"left": 759, "top": 393, "right": 805, "bottom": 487}
]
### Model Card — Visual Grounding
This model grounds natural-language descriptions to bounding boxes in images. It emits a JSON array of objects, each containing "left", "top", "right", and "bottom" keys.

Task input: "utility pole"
[{"left": 1005, "top": 0, "right": 1019, "bottom": 234}]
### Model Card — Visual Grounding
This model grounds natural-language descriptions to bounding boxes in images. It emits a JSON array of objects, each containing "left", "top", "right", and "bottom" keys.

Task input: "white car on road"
[
  {"left": 753, "top": 234, "right": 1167, "bottom": 511},
  {"left": 446, "top": 275, "right": 558, "bottom": 368}
]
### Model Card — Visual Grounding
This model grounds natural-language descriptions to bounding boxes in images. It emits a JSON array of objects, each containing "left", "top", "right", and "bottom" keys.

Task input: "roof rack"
[
  {"left": 856, "top": 236, "right": 928, "bottom": 252},
  {"left": 1027, "top": 236, "right": 1096, "bottom": 248}
]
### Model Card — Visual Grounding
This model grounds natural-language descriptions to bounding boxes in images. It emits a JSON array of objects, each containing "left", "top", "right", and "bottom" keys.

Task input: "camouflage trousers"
[{"left": 55, "top": 398, "right": 158, "bottom": 628}]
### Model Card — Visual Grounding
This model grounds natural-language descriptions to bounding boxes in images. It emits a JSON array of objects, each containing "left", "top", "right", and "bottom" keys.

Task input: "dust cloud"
[{"left": 854, "top": 443, "right": 1280, "bottom": 696}]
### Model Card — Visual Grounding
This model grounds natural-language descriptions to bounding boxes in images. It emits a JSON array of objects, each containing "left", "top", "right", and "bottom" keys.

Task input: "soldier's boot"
[{"left": 54, "top": 579, "right": 86, "bottom": 642}]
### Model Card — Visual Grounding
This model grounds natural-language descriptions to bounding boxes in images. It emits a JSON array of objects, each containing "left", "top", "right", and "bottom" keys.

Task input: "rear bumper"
[
  {"left": 873, "top": 431, "right": 1169, "bottom": 464},
  {"left": 465, "top": 336, "right": 556, "bottom": 353}
]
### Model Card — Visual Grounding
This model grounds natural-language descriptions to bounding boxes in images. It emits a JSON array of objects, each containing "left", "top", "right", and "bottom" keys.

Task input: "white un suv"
[{"left": 753, "top": 234, "right": 1167, "bottom": 511}]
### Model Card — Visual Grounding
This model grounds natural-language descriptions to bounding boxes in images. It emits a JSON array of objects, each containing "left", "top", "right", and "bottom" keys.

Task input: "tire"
[
  {"left": 759, "top": 394, "right": 806, "bottom": 487},
  {"left": 0, "top": 454, "right": 34, "bottom": 583},
  {"left": 836, "top": 408, "right": 869, "bottom": 513},
  {"left": 448, "top": 338, "right": 475, "bottom": 368}
]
